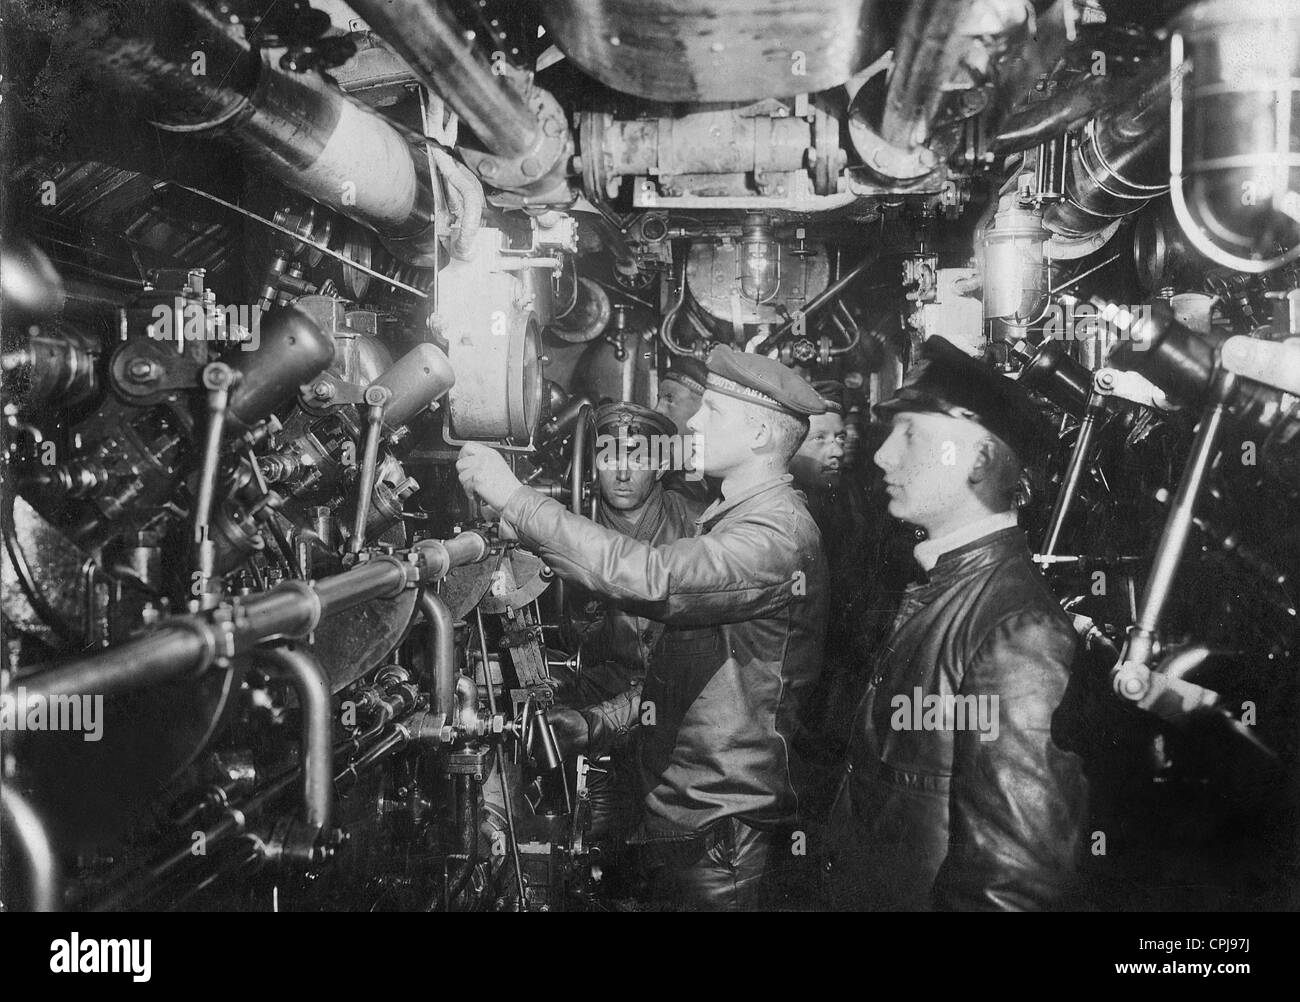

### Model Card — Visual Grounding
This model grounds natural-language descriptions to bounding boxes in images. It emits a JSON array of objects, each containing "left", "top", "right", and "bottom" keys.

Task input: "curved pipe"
[
  {"left": 1045, "top": 65, "right": 1170, "bottom": 240},
  {"left": 0, "top": 784, "right": 61, "bottom": 912},
  {"left": 257, "top": 645, "right": 333, "bottom": 833},
  {"left": 571, "top": 404, "right": 594, "bottom": 517},
  {"left": 429, "top": 149, "right": 484, "bottom": 261},
  {"left": 551, "top": 277, "right": 612, "bottom": 344},
  {"left": 418, "top": 589, "right": 456, "bottom": 720},
  {"left": 756, "top": 250, "right": 883, "bottom": 354},
  {"left": 17, "top": 534, "right": 489, "bottom": 703},
  {"left": 658, "top": 259, "right": 694, "bottom": 358}
]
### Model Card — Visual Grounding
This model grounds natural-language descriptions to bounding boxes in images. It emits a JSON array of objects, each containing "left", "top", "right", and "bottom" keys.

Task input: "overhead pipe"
[
  {"left": 13, "top": 534, "right": 489, "bottom": 704},
  {"left": 881, "top": 0, "right": 978, "bottom": 151},
  {"left": 76, "top": 0, "right": 441, "bottom": 264},
  {"left": 1044, "top": 63, "right": 1171, "bottom": 240},
  {"left": 348, "top": 0, "right": 572, "bottom": 199},
  {"left": 258, "top": 645, "right": 333, "bottom": 834}
]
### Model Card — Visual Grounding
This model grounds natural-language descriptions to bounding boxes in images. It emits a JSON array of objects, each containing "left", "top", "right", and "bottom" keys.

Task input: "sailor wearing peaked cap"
[
  {"left": 659, "top": 355, "right": 708, "bottom": 396},
  {"left": 827, "top": 334, "right": 1086, "bottom": 913},
  {"left": 457, "top": 345, "right": 828, "bottom": 910},
  {"left": 874, "top": 335, "right": 1052, "bottom": 467},
  {"left": 594, "top": 400, "right": 678, "bottom": 439}
]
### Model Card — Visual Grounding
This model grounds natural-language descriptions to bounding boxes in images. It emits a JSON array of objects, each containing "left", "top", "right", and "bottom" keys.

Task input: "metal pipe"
[
  {"left": 418, "top": 589, "right": 456, "bottom": 720},
  {"left": 349, "top": 388, "right": 390, "bottom": 556},
  {"left": 1041, "top": 390, "right": 1106, "bottom": 557},
  {"left": 17, "top": 535, "right": 488, "bottom": 703},
  {"left": 441, "top": 773, "right": 480, "bottom": 910},
  {"left": 1045, "top": 64, "right": 1171, "bottom": 239},
  {"left": 756, "top": 251, "right": 883, "bottom": 354},
  {"left": 881, "top": 0, "right": 975, "bottom": 150},
  {"left": 1122, "top": 370, "right": 1236, "bottom": 668},
  {"left": 474, "top": 606, "right": 500, "bottom": 721},
  {"left": 570, "top": 404, "right": 594, "bottom": 517},
  {"left": 257, "top": 646, "right": 333, "bottom": 833},
  {"left": 0, "top": 784, "right": 61, "bottom": 911},
  {"left": 193, "top": 363, "right": 234, "bottom": 609},
  {"left": 78, "top": 0, "right": 440, "bottom": 262},
  {"left": 349, "top": 0, "right": 537, "bottom": 158},
  {"left": 428, "top": 149, "right": 484, "bottom": 261}
]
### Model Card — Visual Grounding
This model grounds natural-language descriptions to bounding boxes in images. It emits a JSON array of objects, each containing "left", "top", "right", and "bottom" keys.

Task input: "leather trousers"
[{"left": 637, "top": 818, "right": 775, "bottom": 911}]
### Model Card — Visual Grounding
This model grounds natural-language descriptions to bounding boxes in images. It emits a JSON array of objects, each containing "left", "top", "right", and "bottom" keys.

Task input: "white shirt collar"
[{"left": 913, "top": 509, "right": 1020, "bottom": 573}]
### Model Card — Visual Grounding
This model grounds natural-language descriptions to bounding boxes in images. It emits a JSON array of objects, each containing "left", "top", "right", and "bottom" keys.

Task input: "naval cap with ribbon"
[
  {"left": 659, "top": 355, "right": 708, "bottom": 396},
  {"left": 705, "top": 344, "right": 828, "bottom": 417}
]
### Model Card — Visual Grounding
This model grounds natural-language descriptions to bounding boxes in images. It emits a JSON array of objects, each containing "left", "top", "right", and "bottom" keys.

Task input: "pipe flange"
[
  {"left": 849, "top": 115, "right": 939, "bottom": 182},
  {"left": 275, "top": 579, "right": 324, "bottom": 638},
  {"left": 460, "top": 75, "right": 572, "bottom": 200},
  {"left": 165, "top": 616, "right": 220, "bottom": 675}
]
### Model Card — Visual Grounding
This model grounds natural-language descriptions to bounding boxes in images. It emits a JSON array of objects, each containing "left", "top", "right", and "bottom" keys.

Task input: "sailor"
[
  {"left": 828, "top": 336, "right": 1088, "bottom": 911},
  {"left": 559, "top": 401, "right": 705, "bottom": 705},
  {"left": 459, "top": 345, "right": 828, "bottom": 910},
  {"left": 654, "top": 354, "right": 715, "bottom": 505}
]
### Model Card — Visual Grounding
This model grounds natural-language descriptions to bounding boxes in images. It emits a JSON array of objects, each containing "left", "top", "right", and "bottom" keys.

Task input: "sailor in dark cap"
[
  {"left": 458, "top": 344, "right": 828, "bottom": 910},
  {"left": 654, "top": 355, "right": 716, "bottom": 505},
  {"left": 789, "top": 379, "right": 877, "bottom": 823},
  {"left": 560, "top": 401, "right": 705, "bottom": 705},
  {"left": 655, "top": 355, "right": 708, "bottom": 437},
  {"left": 826, "top": 335, "right": 1087, "bottom": 911}
]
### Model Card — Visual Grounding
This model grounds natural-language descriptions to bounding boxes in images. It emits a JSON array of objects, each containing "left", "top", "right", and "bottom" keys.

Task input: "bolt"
[
  {"left": 478, "top": 160, "right": 498, "bottom": 177},
  {"left": 312, "top": 381, "right": 335, "bottom": 401},
  {"left": 521, "top": 157, "right": 542, "bottom": 177},
  {"left": 1095, "top": 370, "right": 1116, "bottom": 391},
  {"left": 1116, "top": 668, "right": 1147, "bottom": 700},
  {"left": 126, "top": 358, "right": 157, "bottom": 383},
  {"left": 543, "top": 117, "right": 564, "bottom": 137}
]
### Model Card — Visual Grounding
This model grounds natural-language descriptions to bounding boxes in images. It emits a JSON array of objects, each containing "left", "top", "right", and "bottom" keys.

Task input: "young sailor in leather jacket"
[{"left": 827, "top": 336, "right": 1088, "bottom": 911}]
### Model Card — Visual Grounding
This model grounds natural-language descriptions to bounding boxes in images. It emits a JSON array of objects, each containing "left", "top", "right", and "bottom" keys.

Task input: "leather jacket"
[
  {"left": 501, "top": 473, "right": 827, "bottom": 839},
  {"left": 828, "top": 526, "right": 1088, "bottom": 911},
  {"left": 570, "top": 486, "right": 705, "bottom": 692}
]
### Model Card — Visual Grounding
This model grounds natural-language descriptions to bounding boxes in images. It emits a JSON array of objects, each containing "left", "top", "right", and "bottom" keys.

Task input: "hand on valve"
[{"left": 456, "top": 442, "right": 524, "bottom": 511}]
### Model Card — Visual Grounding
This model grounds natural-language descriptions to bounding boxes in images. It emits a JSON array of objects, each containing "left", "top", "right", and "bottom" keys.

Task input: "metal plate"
[
  {"left": 311, "top": 587, "right": 419, "bottom": 692},
  {"left": 542, "top": 0, "right": 885, "bottom": 103},
  {"left": 477, "top": 549, "right": 551, "bottom": 614}
]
